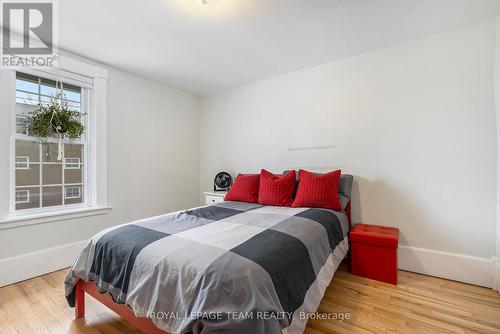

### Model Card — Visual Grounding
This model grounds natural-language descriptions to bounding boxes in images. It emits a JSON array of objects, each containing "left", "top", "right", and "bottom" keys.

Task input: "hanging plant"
[
  {"left": 26, "top": 100, "right": 85, "bottom": 141},
  {"left": 25, "top": 96, "right": 86, "bottom": 160}
]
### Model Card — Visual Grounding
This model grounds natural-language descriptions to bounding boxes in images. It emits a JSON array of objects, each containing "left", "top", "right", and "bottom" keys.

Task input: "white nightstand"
[{"left": 203, "top": 191, "right": 227, "bottom": 205}]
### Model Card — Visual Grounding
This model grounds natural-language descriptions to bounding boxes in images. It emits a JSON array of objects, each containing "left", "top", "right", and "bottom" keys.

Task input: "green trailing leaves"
[{"left": 25, "top": 100, "right": 85, "bottom": 142}]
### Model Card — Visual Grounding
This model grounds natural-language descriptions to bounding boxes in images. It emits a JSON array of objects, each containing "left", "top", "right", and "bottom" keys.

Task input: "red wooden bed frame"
[
  {"left": 75, "top": 280, "right": 169, "bottom": 334},
  {"left": 74, "top": 202, "right": 352, "bottom": 334}
]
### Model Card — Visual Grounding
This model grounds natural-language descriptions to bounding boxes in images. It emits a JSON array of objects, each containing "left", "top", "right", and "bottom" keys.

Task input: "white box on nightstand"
[{"left": 203, "top": 191, "right": 227, "bottom": 205}]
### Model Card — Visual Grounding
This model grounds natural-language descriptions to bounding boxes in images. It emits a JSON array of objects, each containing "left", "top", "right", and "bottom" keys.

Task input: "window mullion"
[
  {"left": 38, "top": 76, "right": 41, "bottom": 104},
  {"left": 39, "top": 143, "right": 42, "bottom": 208},
  {"left": 62, "top": 144, "right": 65, "bottom": 206}
]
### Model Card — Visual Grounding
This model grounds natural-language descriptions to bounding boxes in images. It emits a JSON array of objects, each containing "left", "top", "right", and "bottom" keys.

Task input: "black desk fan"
[{"left": 214, "top": 172, "right": 232, "bottom": 191}]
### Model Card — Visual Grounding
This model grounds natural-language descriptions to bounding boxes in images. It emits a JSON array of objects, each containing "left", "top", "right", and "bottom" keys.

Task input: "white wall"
[
  {"left": 0, "top": 57, "right": 200, "bottom": 285},
  {"left": 201, "top": 20, "right": 497, "bottom": 281}
]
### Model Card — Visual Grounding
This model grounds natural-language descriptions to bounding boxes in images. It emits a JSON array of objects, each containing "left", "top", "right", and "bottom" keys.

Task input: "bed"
[{"left": 65, "top": 176, "right": 352, "bottom": 334}]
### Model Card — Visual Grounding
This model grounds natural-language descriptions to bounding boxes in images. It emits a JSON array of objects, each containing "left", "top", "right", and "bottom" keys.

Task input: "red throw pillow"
[
  {"left": 224, "top": 174, "right": 260, "bottom": 203},
  {"left": 292, "top": 169, "right": 342, "bottom": 211},
  {"left": 258, "top": 169, "right": 296, "bottom": 207}
]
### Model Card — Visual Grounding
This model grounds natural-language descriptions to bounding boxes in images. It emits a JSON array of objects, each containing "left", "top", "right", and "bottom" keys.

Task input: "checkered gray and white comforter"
[{"left": 65, "top": 201, "right": 349, "bottom": 334}]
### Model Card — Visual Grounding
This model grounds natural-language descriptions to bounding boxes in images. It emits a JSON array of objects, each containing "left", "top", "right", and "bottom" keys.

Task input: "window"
[
  {"left": 15, "top": 156, "right": 30, "bottom": 169},
  {"left": 3, "top": 56, "right": 109, "bottom": 226},
  {"left": 13, "top": 72, "right": 87, "bottom": 211},
  {"left": 65, "top": 186, "right": 81, "bottom": 199},
  {"left": 15, "top": 190, "right": 30, "bottom": 204},
  {"left": 64, "top": 157, "right": 81, "bottom": 169}
]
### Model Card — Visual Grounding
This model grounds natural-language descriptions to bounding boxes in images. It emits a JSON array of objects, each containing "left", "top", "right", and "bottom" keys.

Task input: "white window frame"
[
  {"left": 15, "top": 190, "right": 30, "bottom": 204},
  {"left": 65, "top": 186, "right": 81, "bottom": 199},
  {"left": 13, "top": 72, "right": 88, "bottom": 212},
  {"left": 0, "top": 55, "right": 111, "bottom": 229},
  {"left": 64, "top": 157, "right": 81, "bottom": 170},
  {"left": 15, "top": 156, "right": 30, "bottom": 169}
]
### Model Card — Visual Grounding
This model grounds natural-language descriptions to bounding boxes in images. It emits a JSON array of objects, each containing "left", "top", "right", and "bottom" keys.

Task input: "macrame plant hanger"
[{"left": 51, "top": 73, "right": 64, "bottom": 161}]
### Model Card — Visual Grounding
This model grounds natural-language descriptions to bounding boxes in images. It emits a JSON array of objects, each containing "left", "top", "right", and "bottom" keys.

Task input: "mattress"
[{"left": 65, "top": 201, "right": 349, "bottom": 334}]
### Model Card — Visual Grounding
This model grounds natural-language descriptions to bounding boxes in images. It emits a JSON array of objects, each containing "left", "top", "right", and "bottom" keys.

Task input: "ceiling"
[{"left": 57, "top": 0, "right": 500, "bottom": 95}]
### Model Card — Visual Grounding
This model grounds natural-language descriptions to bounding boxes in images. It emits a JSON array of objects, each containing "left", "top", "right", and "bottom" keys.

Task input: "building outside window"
[
  {"left": 15, "top": 156, "right": 30, "bottom": 169},
  {"left": 65, "top": 186, "right": 81, "bottom": 199},
  {"left": 15, "top": 190, "right": 30, "bottom": 204},
  {"left": 64, "top": 157, "right": 81, "bottom": 169}
]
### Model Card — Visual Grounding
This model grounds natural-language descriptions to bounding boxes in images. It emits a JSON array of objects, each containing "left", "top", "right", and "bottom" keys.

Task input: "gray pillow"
[{"left": 283, "top": 170, "right": 353, "bottom": 211}]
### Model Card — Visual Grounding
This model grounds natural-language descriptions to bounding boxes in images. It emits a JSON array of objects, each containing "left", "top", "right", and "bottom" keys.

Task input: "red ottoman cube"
[{"left": 349, "top": 224, "right": 399, "bottom": 285}]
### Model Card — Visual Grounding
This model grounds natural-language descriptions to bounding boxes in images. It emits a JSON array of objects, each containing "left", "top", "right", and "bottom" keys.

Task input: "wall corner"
[
  {"left": 495, "top": 13, "right": 500, "bottom": 288},
  {"left": 493, "top": 257, "right": 500, "bottom": 292}
]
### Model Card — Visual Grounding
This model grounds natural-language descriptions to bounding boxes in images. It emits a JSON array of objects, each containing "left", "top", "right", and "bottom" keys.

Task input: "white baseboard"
[
  {"left": 0, "top": 241, "right": 497, "bottom": 292},
  {"left": 0, "top": 240, "right": 87, "bottom": 287},
  {"left": 398, "top": 245, "right": 493, "bottom": 288}
]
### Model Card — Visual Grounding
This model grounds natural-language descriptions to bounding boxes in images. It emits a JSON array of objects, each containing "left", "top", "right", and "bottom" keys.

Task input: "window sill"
[{"left": 0, "top": 206, "right": 113, "bottom": 230}]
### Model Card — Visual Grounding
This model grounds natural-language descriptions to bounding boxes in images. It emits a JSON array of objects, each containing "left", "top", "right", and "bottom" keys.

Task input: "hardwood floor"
[{"left": 0, "top": 268, "right": 499, "bottom": 334}]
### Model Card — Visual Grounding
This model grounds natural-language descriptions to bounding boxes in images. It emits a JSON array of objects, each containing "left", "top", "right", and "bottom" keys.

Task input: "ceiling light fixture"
[{"left": 195, "top": 0, "right": 209, "bottom": 4}]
